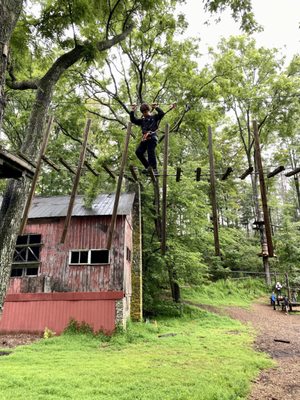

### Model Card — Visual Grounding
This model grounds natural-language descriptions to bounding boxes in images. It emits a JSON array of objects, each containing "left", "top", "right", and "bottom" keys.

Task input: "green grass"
[
  {"left": 182, "top": 278, "right": 268, "bottom": 307},
  {"left": 0, "top": 305, "right": 272, "bottom": 400}
]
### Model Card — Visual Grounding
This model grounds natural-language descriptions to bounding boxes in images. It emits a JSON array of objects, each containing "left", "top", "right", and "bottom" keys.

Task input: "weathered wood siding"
[{"left": 8, "top": 214, "right": 131, "bottom": 294}]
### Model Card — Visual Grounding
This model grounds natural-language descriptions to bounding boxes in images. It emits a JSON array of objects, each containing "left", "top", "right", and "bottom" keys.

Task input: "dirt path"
[
  {"left": 0, "top": 333, "right": 41, "bottom": 349},
  {"left": 191, "top": 299, "right": 300, "bottom": 400}
]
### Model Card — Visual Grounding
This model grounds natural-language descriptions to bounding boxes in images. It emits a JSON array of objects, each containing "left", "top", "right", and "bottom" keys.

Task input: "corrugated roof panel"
[{"left": 0, "top": 193, "right": 135, "bottom": 219}]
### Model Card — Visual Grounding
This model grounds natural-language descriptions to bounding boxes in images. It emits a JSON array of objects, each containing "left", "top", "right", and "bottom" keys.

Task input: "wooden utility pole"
[
  {"left": 60, "top": 119, "right": 91, "bottom": 244},
  {"left": 285, "top": 272, "right": 291, "bottom": 302},
  {"left": 20, "top": 116, "right": 54, "bottom": 234},
  {"left": 208, "top": 126, "right": 221, "bottom": 257},
  {"left": 149, "top": 167, "right": 161, "bottom": 240},
  {"left": 161, "top": 123, "right": 169, "bottom": 255},
  {"left": 106, "top": 122, "right": 132, "bottom": 250},
  {"left": 160, "top": 124, "right": 180, "bottom": 302},
  {"left": 252, "top": 120, "right": 274, "bottom": 257}
]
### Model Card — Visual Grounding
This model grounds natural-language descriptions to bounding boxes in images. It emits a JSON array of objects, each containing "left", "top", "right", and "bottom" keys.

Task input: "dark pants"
[{"left": 135, "top": 136, "right": 157, "bottom": 170}]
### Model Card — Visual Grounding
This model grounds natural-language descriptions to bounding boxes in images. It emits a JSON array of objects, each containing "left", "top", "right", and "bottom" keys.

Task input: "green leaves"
[{"left": 203, "top": 0, "right": 260, "bottom": 33}]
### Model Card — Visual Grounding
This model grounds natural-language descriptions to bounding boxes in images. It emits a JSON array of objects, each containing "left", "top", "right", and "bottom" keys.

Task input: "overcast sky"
[{"left": 178, "top": 0, "right": 300, "bottom": 64}]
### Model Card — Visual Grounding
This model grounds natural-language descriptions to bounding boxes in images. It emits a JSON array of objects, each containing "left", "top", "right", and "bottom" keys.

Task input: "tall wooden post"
[
  {"left": 161, "top": 123, "right": 169, "bottom": 255},
  {"left": 149, "top": 168, "right": 161, "bottom": 239},
  {"left": 20, "top": 116, "right": 54, "bottom": 234},
  {"left": 106, "top": 122, "right": 132, "bottom": 250},
  {"left": 252, "top": 120, "right": 274, "bottom": 257},
  {"left": 208, "top": 126, "right": 221, "bottom": 257},
  {"left": 285, "top": 272, "right": 291, "bottom": 301},
  {"left": 160, "top": 124, "right": 180, "bottom": 302},
  {"left": 60, "top": 119, "right": 91, "bottom": 244},
  {"left": 294, "top": 176, "right": 300, "bottom": 214},
  {"left": 130, "top": 183, "right": 143, "bottom": 321}
]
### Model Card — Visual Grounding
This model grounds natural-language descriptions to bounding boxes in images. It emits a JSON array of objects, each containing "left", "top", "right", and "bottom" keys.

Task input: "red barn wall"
[
  {"left": 8, "top": 214, "right": 131, "bottom": 294},
  {"left": 0, "top": 292, "right": 124, "bottom": 334}
]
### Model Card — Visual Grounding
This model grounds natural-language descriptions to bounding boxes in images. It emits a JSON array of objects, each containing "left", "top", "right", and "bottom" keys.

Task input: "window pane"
[
  {"left": 11, "top": 268, "right": 23, "bottom": 277},
  {"left": 71, "top": 251, "right": 80, "bottom": 263},
  {"left": 16, "top": 235, "right": 28, "bottom": 245},
  {"left": 14, "top": 235, "right": 41, "bottom": 263},
  {"left": 70, "top": 251, "right": 88, "bottom": 264},
  {"left": 91, "top": 250, "right": 109, "bottom": 264},
  {"left": 29, "top": 234, "right": 41, "bottom": 244},
  {"left": 79, "top": 251, "right": 88, "bottom": 263},
  {"left": 25, "top": 267, "right": 38, "bottom": 276},
  {"left": 27, "top": 246, "right": 40, "bottom": 261},
  {"left": 13, "top": 248, "right": 26, "bottom": 262}
]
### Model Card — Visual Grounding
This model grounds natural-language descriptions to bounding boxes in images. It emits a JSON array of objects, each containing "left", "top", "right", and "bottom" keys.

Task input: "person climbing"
[{"left": 130, "top": 102, "right": 175, "bottom": 176}]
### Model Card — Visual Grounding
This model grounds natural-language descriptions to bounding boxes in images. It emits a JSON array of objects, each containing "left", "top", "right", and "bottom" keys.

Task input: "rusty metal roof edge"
[{"left": 0, "top": 192, "right": 136, "bottom": 219}]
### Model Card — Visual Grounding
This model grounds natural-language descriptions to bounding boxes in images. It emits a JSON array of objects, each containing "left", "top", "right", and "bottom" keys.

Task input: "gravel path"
[{"left": 189, "top": 299, "right": 300, "bottom": 400}]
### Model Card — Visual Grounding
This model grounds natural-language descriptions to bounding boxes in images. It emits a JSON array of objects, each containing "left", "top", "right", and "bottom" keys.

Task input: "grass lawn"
[
  {"left": 0, "top": 304, "right": 272, "bottom": 400},
  {"left": 181, "top": 278, "right": 268, "bottom": 307}
]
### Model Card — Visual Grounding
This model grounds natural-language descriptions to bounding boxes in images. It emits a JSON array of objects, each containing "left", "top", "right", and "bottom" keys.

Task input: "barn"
[{"left": 0, "top": 192, "right": 142, "bottom": 334}]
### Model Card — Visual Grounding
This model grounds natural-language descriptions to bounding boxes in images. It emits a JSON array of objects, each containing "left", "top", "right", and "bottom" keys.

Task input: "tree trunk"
[
  {"left": 293, "top": 176, "right": 300, "bottom": 218},
  {"left": 0, "top": 27, "right": 133, "bottom": 307},
  {"left": 263, "top": 256, "right": 271, "bottom": 286},
  {"left": 167, "top": 261, "right": 180, "bottom": 303},
  {"left": 0, "top": 0, "right": 23, "bottom": 130}
]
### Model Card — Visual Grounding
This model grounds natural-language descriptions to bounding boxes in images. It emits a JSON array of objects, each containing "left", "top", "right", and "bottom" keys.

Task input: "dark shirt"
[
  {"left": 284, "top": 297, "right": 289, "bottom": 306},
  {"left": 129, "top": 107, "right": 165, "bottom": 137}
]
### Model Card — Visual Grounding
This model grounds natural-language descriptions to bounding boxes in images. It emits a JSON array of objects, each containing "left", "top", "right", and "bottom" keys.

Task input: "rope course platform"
[
  {"left": 0, "top": 148, "right": 35, "bottom": 180},
  {"left": 125, "top": 164, "right": 299, "bottom": 184}
]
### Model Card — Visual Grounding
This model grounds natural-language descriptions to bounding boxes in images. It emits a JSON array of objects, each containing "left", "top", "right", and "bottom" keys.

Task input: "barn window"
[
  {"left": 126, "top": 247, "right": 131, "bottom": 262},
  {"left": 69, "top": 249, "right": 110, "bottom": 265},
  {"left": 11, "top": 234, "right": 42, "bottom": 277},
  {"left": 70, "top": 250, "right": 88, "bottom": 264},
  {"left": 90, "top": 250, "right": 109, "bottom": 264}
]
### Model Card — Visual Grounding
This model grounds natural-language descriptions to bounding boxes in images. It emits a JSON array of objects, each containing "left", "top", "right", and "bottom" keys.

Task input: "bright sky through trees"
[{"left": 179, "top": 0, "right": 300, "bottom": 63}]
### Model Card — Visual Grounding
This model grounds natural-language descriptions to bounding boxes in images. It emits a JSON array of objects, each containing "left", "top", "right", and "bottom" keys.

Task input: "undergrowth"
[{"left": 182, "top": 277, "right": 268, "bottom": 307}]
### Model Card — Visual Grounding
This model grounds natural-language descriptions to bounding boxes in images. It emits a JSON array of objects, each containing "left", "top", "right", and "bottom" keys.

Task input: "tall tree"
[
  {"left": 0, "top": 0, "right": 136, "bottom": 306},
  {"left": 207, "top": 35, "right": 300, "bottom": 283},
  {"left": 0, "top": 0, "right": 23, "bottom": 130}
]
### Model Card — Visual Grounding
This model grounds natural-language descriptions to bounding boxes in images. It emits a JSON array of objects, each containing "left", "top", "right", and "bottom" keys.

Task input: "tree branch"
[{"left": 6, "top": 79, "right": 39, "bottom": 90}]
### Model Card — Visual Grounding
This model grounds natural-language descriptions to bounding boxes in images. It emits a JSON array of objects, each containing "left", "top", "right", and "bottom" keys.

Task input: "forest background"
[{"left": 0, "top": 0, "right": 300, "bottom": 311}]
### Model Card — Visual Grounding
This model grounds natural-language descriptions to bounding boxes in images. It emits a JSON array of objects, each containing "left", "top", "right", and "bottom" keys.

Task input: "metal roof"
[{"left": 0, "top": 193, "right": 135, "bottom": 219}]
